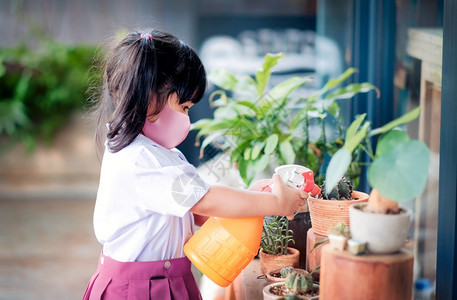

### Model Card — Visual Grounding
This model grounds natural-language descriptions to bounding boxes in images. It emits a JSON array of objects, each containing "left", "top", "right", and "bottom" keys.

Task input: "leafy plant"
[
  {"left": 192, "top": 52, "right": 379, "bottom": 186},
  {"left": 320, "top": 176, "right": 353, "bottom": 200},
  {"left": 0, "top": 37, "right": 101, "bottom": 153},
  {"left": 261, "top": 216, "right": 295, "bottom": 255},
  {"left": 324, "top": 107, "right": 430, "bottom": 213}
]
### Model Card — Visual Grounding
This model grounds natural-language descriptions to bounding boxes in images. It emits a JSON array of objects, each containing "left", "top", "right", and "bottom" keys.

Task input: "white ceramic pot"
[
  {"left": 349, "top": 203, "right": 411, "bottom": 254},
  {"left": 328, "top": 234, "right": 348, "bottom": 251}
]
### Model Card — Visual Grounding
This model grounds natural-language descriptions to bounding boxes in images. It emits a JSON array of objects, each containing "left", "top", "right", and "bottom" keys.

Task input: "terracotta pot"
[
  {"left": 259, "top": 247, "right": 300, "bottom": 275},
  {"left": 308, "top": 191, "right": 369, "bottom": 236},
  {"left": 349, "top": 203, "right": 411, "bottom": 254},
  {"left": 265, "top": 268, "right": 308, "bottom": 282}
]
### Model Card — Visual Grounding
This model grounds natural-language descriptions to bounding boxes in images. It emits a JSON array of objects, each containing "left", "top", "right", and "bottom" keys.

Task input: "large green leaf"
[
  {"left": 375, "top": 130, "right": 410, "bottom": 157},
  {"left": 251, "top": 141, "right": 266, "bottom": 160},
  {"left": 279, "top": 141, "right": 296, "bottom": 164},
  {"left": 264, "top": 134, "right": 279, "bottom": 154},
  {"left": 369, "top": 106, "right": 421, "bottom": 136},
  {"left": 313, "top": 68, "right": 357, "bottom": 97},
  {"left": 345, "top": 113, "right": 366, "bottom": 142},
  {"left": 343, "top": 122, "right": 369, "bottom": 153},
  {"left": 325, "top": 83, "right": 379, "bottom": 101},
  {"left": 368, "top": 140, "right": 430, "bottom": 202},
  {"left": 254, "top": 154, "right": 270, "bottom": 173},
  {"left": 190, "top": 118, "right": 212, "bottom": 130},
  {"left": 198, "top": 131, "right": 225, "bottom": 158},
  {"left": 268, "top": 76, "right": 313, "bottom": 104},
  {"left": 208, "top": 69, "right": 238, "bottom": 91},
  {"left": 324, "top": 148, "right": 352, "bottom": 193},
  {"left": 255, "top": 53, "right": 284, "bottom": 96}
]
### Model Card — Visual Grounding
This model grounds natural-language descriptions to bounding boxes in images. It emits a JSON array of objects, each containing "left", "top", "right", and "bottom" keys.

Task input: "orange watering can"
[{"left": 184, "top": 164, "right": 320, "bottom": 287}]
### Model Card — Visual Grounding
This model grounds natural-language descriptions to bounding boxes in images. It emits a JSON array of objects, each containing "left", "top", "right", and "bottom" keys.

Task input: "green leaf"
[
  {"left": 244, "top": 147, "right": 252, "bottom": 160},
  {"left": 314, "top": 68, "right": 357, "bottom": 96},
  {"left": 369, "top": 107, "right": 421, "bottom": 137},
  {"left": 325, "top": 83, "right": 379, "bottom": 101},
  {"left": 279, "top": 141, "right": 296, "bottom": 164},
  {"left": 208, "top": 69, "right": 238, "bottom": 91},
  {"left": 208, "top": 90, "right": 227, "bottom": 107},
  {"left": 191, "top": 118, "right": 212, "bottom": 131},
  {"left": 234, "top": 100, "right": 259, "bottom": 115},
  {"left": 255, "top": 53, "right": 284, "bottom": 96},
  {"left": 264, "top": 134, "right": 279, "bottom": 154},
  {"left": 251, "top": 141, "right": 265, "bottom": 160},
  {"left": 14, "top": 71, "right": 32, "bottom": 102},
  {"left": 198, "top": 131, "right": 224, "bottom": 158},
  {"left": 324, "top": 149, "right": 352, "bottom": 193},
  {"left": 375, "top": 130, "right": 410, "bottom": 157},
  {"left": 368, "top": 140, "right": 430, "bottom": 202},
  {"left": 343, "top": 122, "right": 369, "bottom": 153},
  {"left": 254, "top": 154, "right": 270, "bottom": 172},
  {"left": 345, "top": 113, "right": 366, "bottom": 142},
  {"left": 268, "top": 76, "right": 313, "bottom": 104}
]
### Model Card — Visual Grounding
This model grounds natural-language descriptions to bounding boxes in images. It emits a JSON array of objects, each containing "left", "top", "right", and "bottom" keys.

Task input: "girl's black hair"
[{"left": 93, "top": 29, "right": 207, "bottom": 155}]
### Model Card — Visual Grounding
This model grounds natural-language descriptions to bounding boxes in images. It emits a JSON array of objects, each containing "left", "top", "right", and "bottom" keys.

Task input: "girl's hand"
[
  {"left": 271, "top": 173, "right": 307, "bottom": 220},
  {"left": 248, "top": 178, "right": 273, "bottom": 192}
]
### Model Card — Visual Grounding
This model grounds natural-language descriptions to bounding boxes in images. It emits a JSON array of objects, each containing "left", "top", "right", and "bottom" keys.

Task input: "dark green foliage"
[
  {"left": 320, "top": 176, "right": 353, "bottom": 200},
  {"left": 0, "top": 38, "right": 102, "bottom": 153}
]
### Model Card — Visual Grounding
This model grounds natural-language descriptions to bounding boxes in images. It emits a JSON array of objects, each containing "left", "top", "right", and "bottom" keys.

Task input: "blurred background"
[{"left": 0, "top": 0, "right": 448, "bottom": 299}]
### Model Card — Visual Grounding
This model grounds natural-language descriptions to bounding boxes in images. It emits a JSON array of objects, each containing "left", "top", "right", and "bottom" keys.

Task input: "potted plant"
[
  {"left": 307, "top": 176, "right": 369, "bottom": 236},
  {"left": 192, "top": 52, "right": 378, "bottom": 187},
  {"left": 263, "top": 268, "right": 320, "bottom": 300},
  {"left": 259, "top": 216, "right": 300, "bottom": 274},
  {"left": 266, "top": 266, "right": 309, "bottom": 283},
  {"left": 324, "top": 108, "right": 430, "bottom": 254},
  {"left": 192, "top": 52, "right": 378, "bottom": 268},
  {"left": 327, "top": 222, "right": 351, "bottom": 251}
]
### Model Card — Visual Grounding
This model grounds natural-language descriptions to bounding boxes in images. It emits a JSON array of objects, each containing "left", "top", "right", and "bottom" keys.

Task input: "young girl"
[{"left": 83, "top": 29, "right": 307, "bottom": 300}]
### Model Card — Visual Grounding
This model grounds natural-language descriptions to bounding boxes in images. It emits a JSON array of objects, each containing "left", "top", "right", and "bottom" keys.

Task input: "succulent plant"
[
  {"left": 320, "top": 176, "right": 353, "bottom": 200},
  {"left": 280, "top": 266, "right": 295, "bottom": 278},
  {"left": 328, "top": 222, "right": 351, "bottom": 238},
  {"left": 285, "top": 271, "right": 314, "bottom": 294}
]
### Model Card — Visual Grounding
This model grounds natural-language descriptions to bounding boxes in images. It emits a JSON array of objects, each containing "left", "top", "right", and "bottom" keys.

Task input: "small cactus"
[
  {"left": 320, "top": 176, "right": 353, "bottom": 200},
  {"left": 285, "top": 271, "right": 314, "bottom": 294},
  {"left": 280, "top": 266, "right": 294, "bottom": 278}
]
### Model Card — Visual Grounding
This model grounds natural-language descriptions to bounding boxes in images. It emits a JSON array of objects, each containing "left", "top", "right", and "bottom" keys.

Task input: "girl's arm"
[
  {"left": 191, "top": 178, "right": 273, "bottom": 226},
  {"left": 190, "top": 174, "right": 307, "bottom": 220}
]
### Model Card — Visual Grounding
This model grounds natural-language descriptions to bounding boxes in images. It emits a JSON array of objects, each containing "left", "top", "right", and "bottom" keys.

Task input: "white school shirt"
[{"left": 93, "top": 134, "right": 211, "bottom": 262}]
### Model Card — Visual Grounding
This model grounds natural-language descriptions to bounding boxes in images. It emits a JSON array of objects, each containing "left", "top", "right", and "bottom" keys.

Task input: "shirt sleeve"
[{"left": 131, "top": 155, "right": 211, "bottom": 217}]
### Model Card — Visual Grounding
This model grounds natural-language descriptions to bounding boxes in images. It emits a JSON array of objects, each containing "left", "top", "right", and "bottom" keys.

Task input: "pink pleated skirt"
[{"left": 82, "top": 252, "right": 202, "bottom": 300}]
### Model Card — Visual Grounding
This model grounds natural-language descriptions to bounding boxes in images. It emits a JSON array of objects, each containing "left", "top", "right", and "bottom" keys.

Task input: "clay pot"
[
  {"left": 265, "top": 268, "right": 308, "bottom": 282},
  {"left": 349, "top": 203, "right": 411, "bottom": 254},
  {"left": 308, "top": 191, "right": 369, "bottom": 236},
  {"left": 259, "top": 247, "right": 300, "bottom": 275}
]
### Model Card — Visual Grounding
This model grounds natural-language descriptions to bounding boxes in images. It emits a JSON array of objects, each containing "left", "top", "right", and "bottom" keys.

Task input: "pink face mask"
[{"left": 142, "top": 104, "right": 191, "bottom": 149}]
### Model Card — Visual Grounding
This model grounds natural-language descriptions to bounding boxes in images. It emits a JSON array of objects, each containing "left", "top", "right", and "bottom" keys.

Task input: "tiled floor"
[{"left": 0, "top": 198, "right": 100, "bottom": 300}]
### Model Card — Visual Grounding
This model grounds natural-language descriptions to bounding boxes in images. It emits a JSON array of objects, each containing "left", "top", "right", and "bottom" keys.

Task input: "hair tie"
[{"left": 140, "top": 33, "right": 152, "bottom": 41}]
